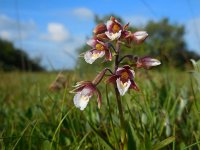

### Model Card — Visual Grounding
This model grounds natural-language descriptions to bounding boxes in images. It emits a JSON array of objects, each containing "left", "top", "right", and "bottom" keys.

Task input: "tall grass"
[{"left": 0, "top": 67, "right": 200, "bottom": 149}]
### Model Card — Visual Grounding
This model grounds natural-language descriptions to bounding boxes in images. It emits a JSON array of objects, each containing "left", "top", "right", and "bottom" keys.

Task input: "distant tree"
[
  {"left": 144, "top": 18, "right": 200, "bottom": 69},
  {"left": 0, "top": 39, "right": 44, "bottom": 71},
  {"left": 76, "top": 15, "right": 200, "bottom": 71}
]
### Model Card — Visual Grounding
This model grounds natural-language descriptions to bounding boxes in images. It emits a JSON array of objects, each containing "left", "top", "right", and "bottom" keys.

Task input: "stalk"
[{"left": 114, "top": 41, "right": 127, "bottom": 150}]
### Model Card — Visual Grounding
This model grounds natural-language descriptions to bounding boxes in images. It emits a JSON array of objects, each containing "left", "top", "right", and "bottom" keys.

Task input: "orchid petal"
[
  {"left": 95, "top": 89, "right": 102, "bottom": 109},
  {"left": 130, "top": 70, "right": 135, "bottom": 78},
  {"left": 137, "top": 57, "right": 161, "bottom": 69},
  {"left": 73, "top": 92, "right": 91, "bottom": 110},
  {"left": 105, "top": 30, "right": 122, "bottom": 41},
  {"left": 106, "top": 75, "right": 118, "bottom": 84},
  {"left": 73, "top": 81, "right": 91, "bottom": 87},
  {"left": 87, "top": 39, "right": 96, "bottom": 47},
  {"left": 84, "top": 50, "right": 105, "bottom": 64},
  {"left": 130, "top": 80, "right": 140, "bottom": 91},
  {"left": 123, "top": 65, "right": 131, "bottom": 70},
  {"left": 123, "top": 23, "right": 129, "bottom": 30},
  {"left": 116, "top": 78, "right": 131, "bottom": 96},
  {"left": 70, "top": 85, "right": 85, "bottom": 93},
  {"left": 96, "top": 33, "right": 109, "bottom": 40},
  {"left": 106, "top": 20, "right": 113, "bottom": 31},
  {"left": 116, "top": 67, "right": 124, "bottom": 72},
  {"left": 93, "top": 23, "right": 107, "bottom": 35},
  {"left": 105, "top": 49, "right": 112, "bottom": 61}
]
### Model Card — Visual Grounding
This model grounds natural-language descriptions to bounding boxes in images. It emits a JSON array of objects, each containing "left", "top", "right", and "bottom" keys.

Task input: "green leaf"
[
  {"left": 50, "top": 107, "right": 74, "bottom": 150},
  {"left": 106, "top": 85, "right": 120, "bottom": 149},
  {"left": 76, "top": 132, "right": 90, "bottom": 150},
  {"left": 126, "top": 122, "right": 137, "bottom": 150},
  {"left": 183, "top": 141, "right": 200, "bottom": 150},
  {"left": 152, "top": 136, "right": 175, "bottom": 150},
  {"left": 12, "top": 120, "right": 35, "bottom": 150},
  {"left": 88, "top": 121, "right": 114, "bottom": 150}
]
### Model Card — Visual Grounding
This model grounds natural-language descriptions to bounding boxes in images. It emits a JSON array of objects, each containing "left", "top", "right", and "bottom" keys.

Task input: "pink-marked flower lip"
[
  {"left": 84, "top": 38, "right": 112, "bottom": 63},
  {"left": 93, "top": 23, "right": 107, "bottom": 35},
  {"left": 71, "top": 81, "right": 102, "bottom": 110},
  {"left": 136, "top": 56, "right": 161, "bottom": 69},
  {"left": 106, "top": 65, "right": 139, "bottom": 95}
]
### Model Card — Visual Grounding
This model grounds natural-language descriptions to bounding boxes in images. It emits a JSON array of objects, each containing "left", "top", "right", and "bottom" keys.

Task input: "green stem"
[
  {"left": 115, "top": 86, "right": 127, "bottom": 150},
  {"left": 106, "top": 85, "right": 120, "bottom": 149},
  {"left": 114, "top": 41, "right": 127, "bottom": 150}
]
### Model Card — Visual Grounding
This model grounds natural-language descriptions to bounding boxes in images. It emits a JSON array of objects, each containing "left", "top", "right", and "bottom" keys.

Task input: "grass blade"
[
  {"left": 183, "top": 141, "right": 200, "bottom": 150},
  {"left": 126, "top": 122, "right": 137, "bottom": 150},
  {"left": 152, "top": 136, "right": 175, "bottom": 150},
  {"left": 106, "top": 85, "right": 119, "bottom": 149},
  {"left": 28, "top": 120, "right": 38, "bottom": 150},
  {"left": 88, "top": 121, "right": 114, "bottom": 150},
  {"left": 76, "top": 131, "right": 90, "bottom": 150},
  {"left": 12, "top": 120, "right": 35, "bottom": 150},
  {"left": 50, "top": 107, "right": 74, "bottom": 150}
]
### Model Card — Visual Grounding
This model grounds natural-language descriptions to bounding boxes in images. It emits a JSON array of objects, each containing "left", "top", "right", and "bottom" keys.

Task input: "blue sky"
[{"left": 0, "top": 0, "right": 200, "bottom": 70}]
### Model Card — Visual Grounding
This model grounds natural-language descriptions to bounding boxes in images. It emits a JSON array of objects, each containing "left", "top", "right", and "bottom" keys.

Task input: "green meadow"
[{"left": 0, "top": 63, "right": 200, "bottom": 150}]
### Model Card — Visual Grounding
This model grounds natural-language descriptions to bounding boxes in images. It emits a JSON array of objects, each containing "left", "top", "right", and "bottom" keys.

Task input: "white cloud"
[
  {"left": 0, "top": 14, "right": 36, "bottom": 41},
  {"left": 38, "top": 25, "right": 87, "bottom": 69},
  {"left": 0, "top": 31, "right": 10, "bottom": 40},
  {"left": 41, "top": 23, "right": 70, "bottom": 42},
  {"left": 185, "top": 17, "right": 200, "bottom": 53},
  {"left": 0, "top": 14, "right": 36, "bottom": 31},
  {"left": 72, "top": 7, "right": 94, "bottom": 20}
]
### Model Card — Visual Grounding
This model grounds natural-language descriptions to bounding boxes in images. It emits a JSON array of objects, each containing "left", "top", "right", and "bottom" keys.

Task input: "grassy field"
[{"left": 0, "top": 67, "right": 200, "bottom": 149}]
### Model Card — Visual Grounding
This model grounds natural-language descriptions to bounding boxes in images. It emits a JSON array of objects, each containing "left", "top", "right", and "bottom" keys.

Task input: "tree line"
[{"left": 0, "top": 39, "right": 44, "bottom": 71}]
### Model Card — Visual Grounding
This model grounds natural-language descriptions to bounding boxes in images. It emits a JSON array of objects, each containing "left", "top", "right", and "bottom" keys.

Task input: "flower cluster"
[{"left": 71, "top": 16, "right": 161, "bottom": 110}]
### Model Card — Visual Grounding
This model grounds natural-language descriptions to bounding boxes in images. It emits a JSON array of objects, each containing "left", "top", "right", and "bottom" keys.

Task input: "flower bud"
[
  {"left": 136, "top": 56, "right": 161, "bottom": 69},
  {"left": 133, "top": 31, "right": 148, "bottom": 44},
  {"left": 93, "top": 23, "right": 107, "bottom": 35}
]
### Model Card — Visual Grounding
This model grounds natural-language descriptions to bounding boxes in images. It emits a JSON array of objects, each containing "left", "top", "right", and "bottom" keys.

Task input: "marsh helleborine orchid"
[
  {"left": 71, "top": 81, "right": 102, "bottom": 110},
  {"left": 84, "top": 38, "right": 112, "bottom": 64},
  {"left": 107, "top": 65, "right": 139, "bottom": 96},
  {"left": 72, "top": 16, "right": 161, "bottom": 110}
]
